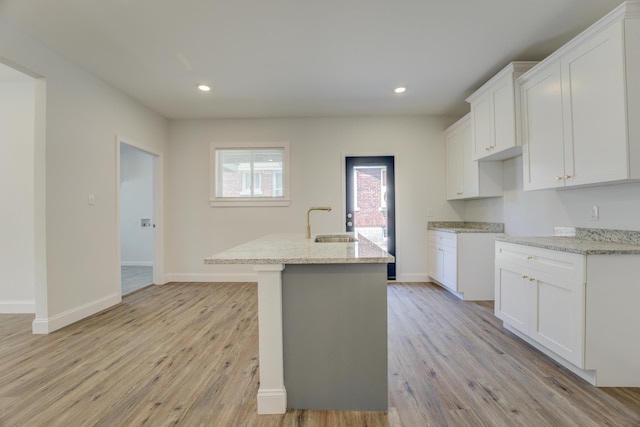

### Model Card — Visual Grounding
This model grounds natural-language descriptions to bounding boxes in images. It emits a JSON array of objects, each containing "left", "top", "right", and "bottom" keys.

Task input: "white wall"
[
  {"left": 0, "top": 21, "right": 169, "bottom": 332},
  {"left": 466, "top": 156, "right": 640, "bottom": 235},
  {"left": 0, "top": 81, "right": 35, "bottom": 313},
  {"left": 167, "top": 116, "right": 462, "bottom": 282},
  {"left": 120, "top": 144, "right": 154, "bottom": 266}
]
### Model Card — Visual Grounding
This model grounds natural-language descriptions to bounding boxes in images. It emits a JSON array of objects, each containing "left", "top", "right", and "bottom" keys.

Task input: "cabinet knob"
[
  {"left": 529, "top": 277, "right": 536, "bottom": 282},
  {"left": 527, "top": 256, "right": 533, "bottom": 260},
  {"left": 522, "top": 274, "right": 528, "bottom": 279},
  {"left": 555, "top": 176, "right": 563, "bottom": 181},
  {"left": 565, "top": 174, "right": 572, "bottom": 179}
]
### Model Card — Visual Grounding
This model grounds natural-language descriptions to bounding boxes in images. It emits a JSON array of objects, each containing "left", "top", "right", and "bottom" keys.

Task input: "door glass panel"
[{"left": 352, "top": 165, "right": 388, "bottom": 252}]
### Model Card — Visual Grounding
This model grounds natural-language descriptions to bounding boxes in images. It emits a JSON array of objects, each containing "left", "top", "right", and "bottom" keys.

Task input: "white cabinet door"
[
  {"left": 471, "top": 91, "right": 492, "bottom": 160},
  {"left": 460, "top": 118, "right": 480, "bottom": 199},
  {"left": 441, "top": 245, "right": 457, "bottom": 291},
  {"left": 445, "top": 125, "right": 464, "bottom": 200},
  {"left": 520, "top": 61, "right": 566, "bottom": 190},
  {"left": 530, "top": 271, "right": 585, "bottom": 368},
  {"left": 562, "top": 21, "right": 628, "bottom": 187},
  {"left": 491, "top": 75, "right": 517, "bottom": 154},
  {"left": 495, "top": 261, "right": 530, "bottom": 335},
  {"left": 427, "top": 241, "right": 444, "bottom": 284}
]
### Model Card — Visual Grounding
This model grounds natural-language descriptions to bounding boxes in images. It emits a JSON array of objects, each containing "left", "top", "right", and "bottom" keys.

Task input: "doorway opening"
[
  {"left": 119, "top": 142, "right": 157, "bottom": 295},
  {"left": 345, "top": 156, "right": 396, "bottom": 280},
  {"left": 0, "top": 61, "right": 45, "bottom": 320}
]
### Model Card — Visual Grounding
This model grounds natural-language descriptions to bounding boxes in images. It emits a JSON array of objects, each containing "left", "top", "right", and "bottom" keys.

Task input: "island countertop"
[{"left": 204, "top": 233, "right": 395, "bottom": 265}]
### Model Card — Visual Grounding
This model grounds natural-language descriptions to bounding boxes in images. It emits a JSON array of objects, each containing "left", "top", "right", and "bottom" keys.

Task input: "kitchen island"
[{"left": 205, "top": 233, "right": 394, "bottom": 414}]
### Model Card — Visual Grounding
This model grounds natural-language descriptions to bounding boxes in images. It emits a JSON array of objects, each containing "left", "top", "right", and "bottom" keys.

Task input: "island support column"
[{"left": 254, "top": 264, "right": 287, "bottom": 414}]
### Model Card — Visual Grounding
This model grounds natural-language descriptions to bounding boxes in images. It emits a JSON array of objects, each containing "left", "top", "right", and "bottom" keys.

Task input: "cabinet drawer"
[
  {"left": 495, "top": 241, "right": 585, "bottom": 282},
  {"left": 428, "top": 231, "right": 457, "bottom": 248}
]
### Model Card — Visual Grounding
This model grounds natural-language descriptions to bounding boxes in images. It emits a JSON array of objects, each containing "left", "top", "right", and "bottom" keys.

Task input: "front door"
[{"left": 345, "top": 156, "right": 396, "bottom": 280}]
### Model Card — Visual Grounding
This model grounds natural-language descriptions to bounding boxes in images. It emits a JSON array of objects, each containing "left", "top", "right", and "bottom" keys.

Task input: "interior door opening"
[
  {"left": 345, "top": 156, "right": 396, "bottom": 280},
  {"left": 119, "top": 142, "right": 156, "bottom": 295}
]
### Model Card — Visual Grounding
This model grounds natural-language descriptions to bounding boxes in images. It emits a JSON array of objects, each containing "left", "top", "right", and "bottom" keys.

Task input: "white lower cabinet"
[
  {"left": 495, "top": 240, "right": 640, "bottom": 387},
  {"left": 427, "top": 231, "right": 457, "bottom": 291},
  {"left": 495, "top": 243, "right": 585, "bottom": 367},
  {"left": 428, "top": 230, "right": 502, "bottom": 300}
]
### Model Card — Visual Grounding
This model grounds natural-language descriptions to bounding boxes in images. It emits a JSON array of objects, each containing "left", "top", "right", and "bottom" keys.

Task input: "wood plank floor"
[{"left": 1, "top": 282, "right": 638, "bottom": 426}]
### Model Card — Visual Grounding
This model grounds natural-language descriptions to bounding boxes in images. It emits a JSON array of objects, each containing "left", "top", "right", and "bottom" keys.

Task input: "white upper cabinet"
[
  {"left": 520, "top": 61, "right": 566, "bottom": 190},
  {"left": 519, "top": 2, "right": 640, "bottom": 190},
  {"left": 445, "top": 119, "right": 464, "bottom": 199},
  {"left": 445, "top": 114, "right": 502, "bottom": 200},
  {"left": 466, "top": 62, "right": 538, "bottom": 161}
]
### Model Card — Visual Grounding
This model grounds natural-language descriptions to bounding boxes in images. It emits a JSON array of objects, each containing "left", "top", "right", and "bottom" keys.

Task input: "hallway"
[{"left": 121, "top": 265, "right": 153, "bottom": 295}]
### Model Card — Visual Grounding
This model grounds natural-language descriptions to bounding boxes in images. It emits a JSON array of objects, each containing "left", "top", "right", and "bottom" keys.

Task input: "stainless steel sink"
[{"left": 314, "top": 234, "right": 358, "bottom": 243}]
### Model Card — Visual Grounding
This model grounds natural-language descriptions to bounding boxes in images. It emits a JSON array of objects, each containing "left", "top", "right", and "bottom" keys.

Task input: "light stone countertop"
[
  {"left": 204, "top": 233, "right": 395, "bottom": 265},
  {"left": 427, "top": 221, "right": 505, "bottom": 234},
  {"left": 496, "top": 236, "right": 640, "bottom": 255},
  {"left": 430, "top": 227, "right": 504, "bottom": 234}
]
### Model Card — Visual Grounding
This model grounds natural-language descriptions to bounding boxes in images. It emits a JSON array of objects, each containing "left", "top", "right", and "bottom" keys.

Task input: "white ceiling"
[{"left": 0, "top": 0, "right": 625, "bottom": 119}]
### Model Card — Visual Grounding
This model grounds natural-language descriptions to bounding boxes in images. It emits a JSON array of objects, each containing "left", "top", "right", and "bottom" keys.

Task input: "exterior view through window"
[
  {"left": 216, "top": 148, "right": 284, "bottom": 198},
  {"left": 209, "top": 142, "right": 290, "bottom": 207}
]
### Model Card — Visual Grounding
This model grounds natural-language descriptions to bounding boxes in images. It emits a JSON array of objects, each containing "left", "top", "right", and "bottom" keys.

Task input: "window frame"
[{"left": 209, "top": 141, "right": 291, "bottom": 207}]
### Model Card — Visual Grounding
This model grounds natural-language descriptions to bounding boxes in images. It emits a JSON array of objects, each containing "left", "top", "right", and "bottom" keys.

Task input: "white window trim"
[{"left": 210, "top": 141, "right": 291, "bottom": 207}]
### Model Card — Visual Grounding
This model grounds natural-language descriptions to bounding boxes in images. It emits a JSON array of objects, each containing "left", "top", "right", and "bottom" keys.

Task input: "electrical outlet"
[
  {"left": 590, "top": 205, "right": 599, "bottom": 221},
  {"left": 427, "top": 208, "right": 433, "bottom": 218}
]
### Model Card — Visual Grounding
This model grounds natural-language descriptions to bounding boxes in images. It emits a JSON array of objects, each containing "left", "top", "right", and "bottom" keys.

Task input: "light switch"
[
  {"left": 590, "top": 205, "right": 599, "bottom": 221},
  {"left": 88, "top": 193, "right": 95, "bottom": 206}
]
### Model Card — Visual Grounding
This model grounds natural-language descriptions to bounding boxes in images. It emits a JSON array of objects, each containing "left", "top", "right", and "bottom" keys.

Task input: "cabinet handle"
[
  {"left": 485, "top": 147, "right": 491, "bottom": 151},
  {"left": 565, "top": 174, "right": 572, "bottom": 179},
  {"left": 555, "top": 176, "right": 563, "bottom": 181},
  {"left": 522, "top": 274, "right": 528, "bottom": 279},
  {"left": 529, "top": 277, "right": 536, "bottom": 282},
  {"left": 457, "top": 192, "right": 463, "bottom": 195},
  {"left": 527, "top": 256, "right": 533, "bottom": 260}
]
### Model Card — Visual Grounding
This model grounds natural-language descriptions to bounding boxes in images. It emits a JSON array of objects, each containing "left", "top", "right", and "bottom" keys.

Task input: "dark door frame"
[{"left": 345, "top": 155, "right": 396, "bottom": 280}]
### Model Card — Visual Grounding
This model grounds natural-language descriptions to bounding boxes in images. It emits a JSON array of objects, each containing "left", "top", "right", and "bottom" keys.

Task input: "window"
[{"left": 210, "top": 142, "right": 290, "bottom": 207}]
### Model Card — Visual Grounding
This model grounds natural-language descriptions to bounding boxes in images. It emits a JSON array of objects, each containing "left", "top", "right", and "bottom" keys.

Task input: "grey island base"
[
  {"left": 205, "top": 233, "right": 394, "bottom": 414},
  {"left": 283, "top": 263, "right": 387, "bottom": 411}
]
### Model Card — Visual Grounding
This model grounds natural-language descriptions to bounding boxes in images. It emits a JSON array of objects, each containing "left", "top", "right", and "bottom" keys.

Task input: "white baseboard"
[
  {"left": 257, "top": 387, "right": 287, "bottom": 414},
  {"left": 32, "top": 293, "right": 121, "bottom": 334},
  {"left": 394, "top": 273, "right": 429, "bottom": 283},
  {"left": 164, "top": 273, "right": 258, "bottom": 283},
  {"left": 121, "top": 261, "right": 153, "bottom": 267},
  {"left": 0, "top": 300, "right": 36, "bottom": 314}
]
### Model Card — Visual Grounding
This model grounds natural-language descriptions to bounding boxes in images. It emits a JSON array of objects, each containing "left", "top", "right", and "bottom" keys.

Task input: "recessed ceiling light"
[
  {"left": 197, "top": 84, "right": 211, "bottom": 92},
  {"left": 394, "top": 86, "right": 406, "bottom": 94}
]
